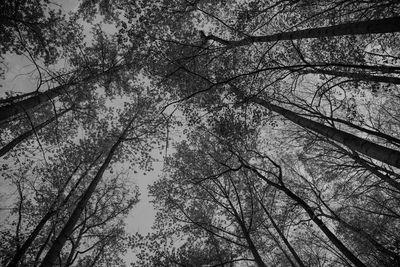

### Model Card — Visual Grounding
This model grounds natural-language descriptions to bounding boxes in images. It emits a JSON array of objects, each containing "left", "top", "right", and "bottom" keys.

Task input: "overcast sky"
[{"left": 0, "top": 1, "right": 165, "bottom": 264}]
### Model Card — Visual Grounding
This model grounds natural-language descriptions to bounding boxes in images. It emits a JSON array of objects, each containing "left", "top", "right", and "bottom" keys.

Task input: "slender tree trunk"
[
  {"left": 257, "top": 198, "right": 306, "bottom": 267},
  {"left": 303, "top": 63, "right": 400, "bottom": 74},
  {"left": 33, "top": 223, "right": 55, "bottom": 267},
  {"left": 8, "top": 212, "right": 56, "bottom": 267},
  {"left": 246, "top": 96, "right": 400, "bottom": 169},
  {"left": 280, "top": 187, "right": 367, "bottom": 267},
  {"left": 241, "top": 227, "right": 267, "bottom": 267},
  {"left": 89, "top": 245, "right": 106, "bottom": 267},
  {"left": 246, "top": 165, "right": 367, "bottom": 267},
  {"left": 65, "top": 225, "right": 85, "bottom": 266},
  {"left": 327, "top": 140, "right": 400, "bottom": 191},
  {"left": 266, "top": 227, "right": 297, "bottom": 267},
  {"left": 224, "top": 180, "right": 267, "bottom": 267},
  {"left": 331, "top": 211, "right": 400, "bottom": 262},
  {"left": 314, "top": 179, "right": 399, "bottom": 261},
  {"left": 302, "top": 69, "right": 400, "bottom": 85},
  {"left": 6, "top": 160, "right": 87, "bottom": 267},
  {"left": 0, "top": 107, "right": 73, "bottom": 157},
  {"left": 203, "top": 17, "right": 400, "bottom": 47},
  {"left": 7, "top": 159, "right": 97, "bottom": 267},
  {"left": 38, "top": 119, "right": 133, "bottom": 267}
]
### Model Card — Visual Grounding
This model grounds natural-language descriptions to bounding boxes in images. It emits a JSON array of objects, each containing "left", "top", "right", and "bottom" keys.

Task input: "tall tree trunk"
[
  {"left": 327, "top": 140, "right": 400, "bottom": 191},
  {"left": 309, "top": 113, "right": 400, "bottom": 148},
  {"left": 0, "top": 65, "right": 122, "bottom": 124},
  {"left": 245, "top": 96, "right": 400, "bottom": 170},
  {"left": 6, "top": 159, "right": 92, "bottom": 267},
  {"left": 245, "top": 165, "right": 367, "bottom": 267},
  {"left": 302, "top": 69, "right": 400, "bottom": 85},
  {"left": 0, "top": 82, "right": 77, "bottom": 124},
  {"left": 33, "top": 223, "right": 55, "bottom": 267},
  {"left": 65, "top": 225, "right": 85, "bottom": 266},
  {"left": 257, "top": 197, "right": 306, "bottom": 267},
  {"left": 223, "top": 179, "right": 267, "bottom": 267},
  {"left": 0, "top": 107, "right": 73, "bottom": 157},
  {"left": 325, "top": 206, "right": 400, "bottom": 262},
  {"left": 235, "top": 215, "right": 267, "bottom": 267},
  {"left": 203, "top": 17, "right": 400, "bottom": 47},
  {"left": 38, "top": 119, "right": 133, "bottom": 267},
  {"left": 240, "top": 225, "right": 267, "bottom": 267},
  {"left": 266, "top": 227, "right": 297, "bottom": 267}
]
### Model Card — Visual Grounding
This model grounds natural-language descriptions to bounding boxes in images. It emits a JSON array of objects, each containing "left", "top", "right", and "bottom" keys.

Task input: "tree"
[
  {"left": 5, "top": 152, "right": 101, "bottom": 267},
  {"left": 0, "top": 134, "right": 139, "bottom": 266},
  {"left": 144, "top": 121, "right": 371, "bottom": 266},
  {"left": 0, "top": 106, "right": 73, "bottom": 157},
  {"left": 202, "top": 17, "right": 400, "bottom": 47},
  {"left": 2, "top": 1, "right": 400, "bottom": 266},
  {"left": 0, "top": 0, "right": 83, "bottom": 68}
]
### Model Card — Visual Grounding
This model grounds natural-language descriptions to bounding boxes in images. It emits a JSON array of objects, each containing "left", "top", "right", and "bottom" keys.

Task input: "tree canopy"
[{"left": 1, "top": 0, "right": 400, "bottom": 266}]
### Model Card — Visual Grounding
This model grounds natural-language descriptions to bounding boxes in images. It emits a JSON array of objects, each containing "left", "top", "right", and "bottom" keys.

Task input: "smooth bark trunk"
[
  {"left": 312, "top": 114, "right": 400, "bottom": 148},
  {"left": 203, "top": 17, "right": 400, "bottom": 47},
  {"left": 248, "top": 97, "right": 400, "bottom": 169},
  {"left": 0, "top": 107, "right": 73, "bottom": 157},
  {"left": 303, "top": 69, "right": 400, "bottom": 85},
  {"left": 327, "top": 141, "right": 400, "bottom": 191},
  {"left": 0, "top": 83, "right": 77, "bottom": 124},
  {"left": 0, "top": 65, "right": 122, "bottom": 124}
]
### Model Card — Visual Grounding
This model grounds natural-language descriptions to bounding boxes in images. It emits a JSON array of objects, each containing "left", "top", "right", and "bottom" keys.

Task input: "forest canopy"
[{"left": 1, "top": 0, "right": 400, "bottom": 266}]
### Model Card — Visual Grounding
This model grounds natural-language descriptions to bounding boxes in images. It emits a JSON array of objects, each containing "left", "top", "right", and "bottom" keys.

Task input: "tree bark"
[
  {"left": 328, "top": 209, "right": 400, "bottom": 263},
  {"left": 224, "top": 179, "right": 267, "bottom": 267},
  {"left": 246, "top": 165, "right": 367, "bottom": 267},
  {"left": 247, "top": 96, "right": 400, "bottom": 169},
  {"left": 327, "top": 141, "right": 400, "bottom": 191},
  {"left": 258, "top": 199, "right": 306, "bottom": 267},
  {"left": 38, "top": 119, "right": 133, "bottom": 267},
  {"left": 0, "top": 65, "right": 123, "bottom": 124},
  {"left": 0, "top": 83, "right": 77, "bottom": 124},
  {"left": 203, "top": 17, "right": 400, "bottom": 47},
  {"left": 6, "top": 160, "right": 88, "bottom": 267},
  {"left": 65, "top": 225, "right": 85, "bottom": 266},
  {"left": 0, "top": 107, "right": 73, "bottom": 157},
  {"left": 240, "top": 224, "right": 267, "bottom": 267},
  {"left": 302, "top": 69, "right": 400, "bottom": 85}
]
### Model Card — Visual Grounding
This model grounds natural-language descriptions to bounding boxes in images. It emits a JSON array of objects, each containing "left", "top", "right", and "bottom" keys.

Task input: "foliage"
[{"left": 1, "top": 0, "right": 400, "bottom": 266}]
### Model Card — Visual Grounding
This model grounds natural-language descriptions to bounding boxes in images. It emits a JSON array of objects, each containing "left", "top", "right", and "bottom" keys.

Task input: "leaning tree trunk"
[
  {"left": 0, "top": 82, "right": 78, "bottom": 124},
  {"left": 246, "top": 96, "right": 400, "bottom": 170},
  {"left": 0, "top": 65, "right": 122, "bottom": 124},
  {"left": 302, "top": 69, "right": 400, "bottom": 85},
  {"left": 202, "top": 17, "right": 400, "bottom": 47},
  {"left": 0, "top": 107, "right": 73, "bottom": 157},
  {"left": 257, "top": 198, "right": 306, "bottom": 267},
  {"left": 38, "top": 118, "right": 133, "bottom": 267},
  {"left": 6, "top": 157, "right": 102, "bottom": 267},
  {"left": 246, "top": 166, "right": 367, "bottom": 267},
  {"left": 241, "top": 227, "right": 267, "bottom": 267},
  {"left": 234, "top": 214, "right": 267, "bottom": 267},
  {"left": 224, "top": 180, "right": 268, "bottom": 267}
]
